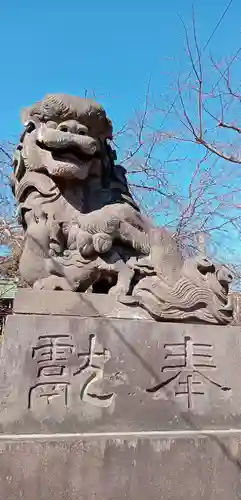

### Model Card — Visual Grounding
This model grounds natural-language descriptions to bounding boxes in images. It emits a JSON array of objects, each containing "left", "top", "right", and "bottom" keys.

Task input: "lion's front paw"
[
  {"left": 33, "top": 276, "right": 72, "bottom": 291},
  {"left": 76, "top": 230, "right": 95, "bottom": 257},
  {"left": 92, "top": 233, "right": 113, "bottom": 253}
]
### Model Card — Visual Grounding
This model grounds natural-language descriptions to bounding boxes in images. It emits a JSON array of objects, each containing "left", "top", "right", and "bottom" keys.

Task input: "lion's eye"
[
  {"left": 58, "top": 124, "right": 69, "bottom": 132},
  {"left": 77, "top": 124, "right": 88, "bottom": 136}
]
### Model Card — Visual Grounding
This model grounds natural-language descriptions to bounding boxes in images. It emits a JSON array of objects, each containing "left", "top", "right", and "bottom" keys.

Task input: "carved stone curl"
[{"left": 12, "top": 93, "right": 233, "bottom": 324}]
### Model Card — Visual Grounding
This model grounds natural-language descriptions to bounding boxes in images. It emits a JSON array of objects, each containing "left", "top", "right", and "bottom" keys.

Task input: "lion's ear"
[
  {"left": 20, "top": 100, "right": 42, "bottom": 124},
  {"left": 20, "top": 107, "right": 31, "bottom": 124}
]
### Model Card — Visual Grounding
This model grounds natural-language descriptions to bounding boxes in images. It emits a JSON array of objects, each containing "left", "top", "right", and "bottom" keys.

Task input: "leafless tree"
[
  {"left": 112, "top": 14, "right": 241, "bottom": 286},
  {"left": 0, "top": 143, "right": 23, "bottom": 281}
]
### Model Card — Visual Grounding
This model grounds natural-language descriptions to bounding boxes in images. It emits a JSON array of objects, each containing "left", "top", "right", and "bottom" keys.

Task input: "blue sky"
[
  {"left": 0, "top": 0, "right": 240, "bottom": 141},
  {"left": 1, "top": 0, "right": 241, "bottom": 269}
]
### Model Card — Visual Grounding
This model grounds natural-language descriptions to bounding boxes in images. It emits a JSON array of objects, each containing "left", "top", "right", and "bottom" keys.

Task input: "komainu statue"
[{"left": 11, "top": 93, "right": 233, "bottom": 324}]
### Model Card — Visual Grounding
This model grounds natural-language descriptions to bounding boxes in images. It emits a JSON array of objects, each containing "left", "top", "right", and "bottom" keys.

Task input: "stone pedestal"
[{"left": 1, "top": 290, "right": 241, "bottom": 499}]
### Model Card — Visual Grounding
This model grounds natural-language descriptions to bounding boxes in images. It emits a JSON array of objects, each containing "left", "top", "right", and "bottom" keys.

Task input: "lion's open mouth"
[
  {"left": 36, "top": 141, "right": 101, "bottom": 166},
  {"left": 52, "top": 148, "right": 93, "bottom": 165}
]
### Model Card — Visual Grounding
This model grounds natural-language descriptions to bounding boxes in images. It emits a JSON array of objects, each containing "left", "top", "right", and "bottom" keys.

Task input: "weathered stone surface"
[
  {"left": 1, "top": 435, "right": 241, "bottom": 499},
  {"left": 13, "top": 289, "right": 152, "bottom": 319},
  {"left": 12, "top": 289, "right": 241, "bottom": 323},
  {"left": 3, "top": 88, "right": 239, "bottom": 497},
  {"left": 2, "top": 294, "right": 241, "bottom": 498},
  {"left": 0, "top": 307, "right": 240, "bottom": 434},
  {"left": 232, "top": 292, "right": 241, "bottom": 325}
]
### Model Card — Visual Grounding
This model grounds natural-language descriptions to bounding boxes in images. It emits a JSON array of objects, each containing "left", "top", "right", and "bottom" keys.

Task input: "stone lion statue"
[{"left": 11, "top": 93, "right": 233, "bottom": 324}]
